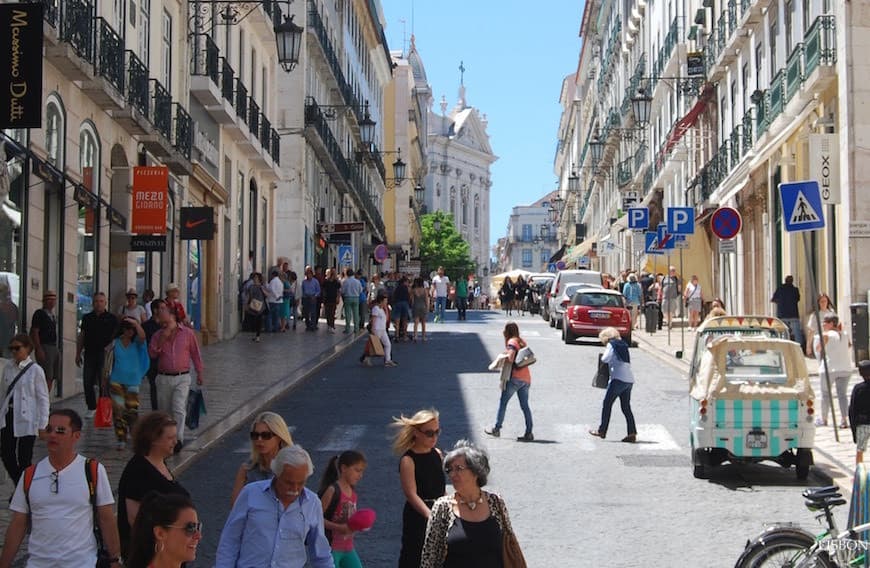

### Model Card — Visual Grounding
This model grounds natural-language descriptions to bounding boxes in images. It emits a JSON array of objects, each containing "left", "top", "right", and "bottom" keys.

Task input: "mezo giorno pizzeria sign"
[{"left": 0, "top": 3, "right": 42, "bottom": 128}]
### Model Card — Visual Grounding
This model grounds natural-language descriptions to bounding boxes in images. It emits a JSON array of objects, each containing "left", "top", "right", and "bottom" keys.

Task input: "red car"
[{"left": 562, "top": 287, "right": 632, "bottom": 344}]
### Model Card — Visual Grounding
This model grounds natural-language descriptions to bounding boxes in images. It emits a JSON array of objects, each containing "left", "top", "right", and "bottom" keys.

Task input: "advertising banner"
[
  {"left": 0, "top": 3, "right": 43, "bottom": 128},
  {"left": 180, "top": 207, "right": 215, "bottom": 240},
  {"left": 132, "top": 166, "right": 169, "bottom": 234}
]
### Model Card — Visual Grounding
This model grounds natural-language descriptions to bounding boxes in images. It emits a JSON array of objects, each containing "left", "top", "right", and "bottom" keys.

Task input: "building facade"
[
  {"left": 425, "top": 86, "right": 497, "bottom": 279},
  {"left": 554, "top": 0, "right": 858, "bottom": 327},
  {"left": 500, "top": 193, "right": 559, "bottom": 273}
]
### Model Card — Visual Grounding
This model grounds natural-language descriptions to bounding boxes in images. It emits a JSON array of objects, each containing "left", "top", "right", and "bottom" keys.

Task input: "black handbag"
[{"left": 592, "top": 354, "right": 610, "bottom": 388}]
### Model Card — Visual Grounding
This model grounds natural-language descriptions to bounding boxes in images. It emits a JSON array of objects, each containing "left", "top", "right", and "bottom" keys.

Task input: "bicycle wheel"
[{"left": 734, "top": 530, "right": 832, "bottom": 568}]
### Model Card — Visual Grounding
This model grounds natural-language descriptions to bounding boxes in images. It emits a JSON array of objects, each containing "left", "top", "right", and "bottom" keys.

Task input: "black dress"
[
  {"left": 445, "top": 515, "right": 503, "bottom": 568},
  {"left": 117, "top": 454, "right": 190, "bottom": 558},
  {"left": 398, "top": 448, "right": 446, "bottom": 568}
]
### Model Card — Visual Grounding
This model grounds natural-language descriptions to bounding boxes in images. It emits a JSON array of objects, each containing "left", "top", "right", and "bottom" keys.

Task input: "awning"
[
  {"left": 565, "top": 239, "right": 596, "bottom": 265},
  {"left": 656, "top": 87, "right": 714, "bottom": 169},
  {"left": 549, "top": 245, "right": 567, "bottom": 263}
]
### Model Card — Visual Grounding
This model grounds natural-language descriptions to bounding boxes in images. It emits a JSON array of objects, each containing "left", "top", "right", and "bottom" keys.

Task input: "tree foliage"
[{"left": 419, "top": 211, "right": 476, "bottom": 279}]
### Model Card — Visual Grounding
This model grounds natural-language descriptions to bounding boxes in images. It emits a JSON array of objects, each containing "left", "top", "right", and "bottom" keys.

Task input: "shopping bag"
[
  {"left": 368, "top": 333, "right": 385, "bottom": 357},
  {"left": 185, "top": 387, "right": 207, "bottom": 430},
  {"left": 592, "top": 353, "right": 610, "bottom": 389},
  {"left": 94, "top": 396, "right": 113, "bottom": 428}
]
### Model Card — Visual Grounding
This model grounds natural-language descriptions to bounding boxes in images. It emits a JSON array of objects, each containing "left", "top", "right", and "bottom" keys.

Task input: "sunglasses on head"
[
  {"left": 167, "top": 521, "right": 203, "bottom": 536},
  {"left": 417, "top": 428, "right": 441, "bottom": 438},
  {"left": 250, "top": 431, "right": 275, "bottom": 441}
]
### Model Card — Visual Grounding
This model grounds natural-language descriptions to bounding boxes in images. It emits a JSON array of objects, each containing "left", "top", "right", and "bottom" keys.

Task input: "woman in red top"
[{"left": 485, "top": 322, "right": 534, "bottom": 441}]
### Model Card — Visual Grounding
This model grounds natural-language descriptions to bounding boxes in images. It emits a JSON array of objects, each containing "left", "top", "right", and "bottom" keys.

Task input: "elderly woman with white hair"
[
  {"left": 216, "top": 445, "right": 333, "bottom": 568},
  {"left": 420, "top": 440, "right": 524, "bottom": 568},
  {"left": 589, "top": 327, "right": 638, "bottom": 443}
]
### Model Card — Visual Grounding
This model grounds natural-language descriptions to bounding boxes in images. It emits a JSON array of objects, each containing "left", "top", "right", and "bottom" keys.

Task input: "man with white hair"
[{"left": 215, "top": 445, "right": 334, "bottom": 567}]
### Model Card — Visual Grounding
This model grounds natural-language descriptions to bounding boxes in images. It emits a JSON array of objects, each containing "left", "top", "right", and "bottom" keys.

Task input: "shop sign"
[
  {"left": 130, "top": 235, "right": 167, "bottom": 251},
  {"left": 809, "top": 134, "right": 839, "bottom": 205},
  {"left": 132, "top": 166, "right": 168, "bottom": 234},
  {"left": 73, "top": 184, "right": 99, "bottom": 209},
  {"left": 326, "top": 232, "right": 351, "bottom": 245},
  {"left": 33, "top": 158, "right": 63, "bottom": 186},
  {"left": 179, "top": 206, "right": 215, "bottom": 240},
  {"left": 686, "top": 51, "right": 705, "bottom": 76},
  {"left": 105, "top": 206, "right": 126, "bottom": 229},
  {"left": 0, "top": 3, "right": 43, "bottom": 128},
  {"left": 317, "top": 222, "right": 365, "bottom": 233}
]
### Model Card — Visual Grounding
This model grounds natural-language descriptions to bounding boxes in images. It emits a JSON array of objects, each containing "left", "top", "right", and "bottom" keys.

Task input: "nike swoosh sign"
[{"left": 185, "top": 218, "right": 207, "bottom": 229}]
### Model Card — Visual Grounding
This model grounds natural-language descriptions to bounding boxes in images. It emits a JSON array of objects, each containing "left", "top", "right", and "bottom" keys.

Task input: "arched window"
[
  {"left": 79, "top": 121, "right": 101, "bottom": 195},
  {"left": 45, "top": 95, "right": 65, "bottom": 168}
]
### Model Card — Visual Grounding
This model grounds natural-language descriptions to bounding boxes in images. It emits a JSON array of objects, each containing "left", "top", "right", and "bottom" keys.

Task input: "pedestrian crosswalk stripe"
[
  {"left": 636, "top": 424, "right": 681, "bottom": 451},
  {"left": 316, "top": 424, "right": 367, "bottom": 451},
  {"left": 788, "top": 190, "right": 822, "bottom": 226},
  {"left": 554, "top": 424, "right": 597, "bottom": 450}
]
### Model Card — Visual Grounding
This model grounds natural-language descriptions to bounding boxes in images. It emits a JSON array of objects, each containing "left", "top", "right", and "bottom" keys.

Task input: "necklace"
[{"left": 456, "top": 492, "right": 485, "bottom": 510}]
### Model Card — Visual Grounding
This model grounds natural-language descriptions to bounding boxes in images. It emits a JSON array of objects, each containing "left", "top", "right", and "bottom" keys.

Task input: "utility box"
[{"left": 851, "top": 303, "right": 869, "bottom": 364}]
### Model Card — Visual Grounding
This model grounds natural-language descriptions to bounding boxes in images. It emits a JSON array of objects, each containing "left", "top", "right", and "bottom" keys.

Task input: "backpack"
[
  {"left": 23, "top": 458, "right": 110, "bottom": 565},
  {"left": 317, "top": 481, "right": 342, "bottom": 544}
]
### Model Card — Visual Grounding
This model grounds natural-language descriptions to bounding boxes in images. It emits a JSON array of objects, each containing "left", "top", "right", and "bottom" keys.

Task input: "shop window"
[
  {"left": 77, "top": 123, "right": 101, "bottom": 328},
  {"left": 0, "top": 130, "right": 27, "bottom": 356},
  {"left": 186, "top": 240, "right": 201, "bottom": 330}
]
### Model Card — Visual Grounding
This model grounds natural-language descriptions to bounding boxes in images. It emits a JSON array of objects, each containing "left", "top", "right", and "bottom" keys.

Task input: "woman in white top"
[
  {"left": 806, "top": 293, "right": 836, "bottom": 357},
  {"left": 814, "top": 313, "right": 853, "bottom": 428},
  {"left": 370, "top": 293, "right": 397, "bottom": 367},
  {"left": 120, "top": 288, "right": 148, "bottom": 323},
  {"left": 0, "top": 333, "right": 50, "bottom": 485},
  {"left": 683, "top": 275, "right": 703, "bottom": 330}
]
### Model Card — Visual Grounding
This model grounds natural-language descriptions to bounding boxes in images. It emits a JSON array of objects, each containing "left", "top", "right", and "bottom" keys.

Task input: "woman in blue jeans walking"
[
  {"left": 485, "top": 322, "right": 534, "bottom": 442},
  {"left": 590, "top": 327, "right": 637, "bottom": 443}
]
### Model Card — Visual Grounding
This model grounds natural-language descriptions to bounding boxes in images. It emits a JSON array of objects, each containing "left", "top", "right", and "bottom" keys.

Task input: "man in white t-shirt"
[
  {"left": 431, "top": 267, "right": 450, "bottom": 323},
  {"left": 0, "top": 409, "right": 120, "bottom": 568}
]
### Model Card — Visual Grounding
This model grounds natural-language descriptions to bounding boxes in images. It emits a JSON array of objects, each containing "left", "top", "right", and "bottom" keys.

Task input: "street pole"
[{"left": 678, "top": 247, "right": 685, "bottom": 358}]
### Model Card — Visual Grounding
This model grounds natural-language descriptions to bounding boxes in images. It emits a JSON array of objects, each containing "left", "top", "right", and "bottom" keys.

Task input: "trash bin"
[
  {"left": 851, "top": 302, "right": 869, "bottom": 363},
  {"left": 645, "top": 302, "right": 660, "bottom": 334}
]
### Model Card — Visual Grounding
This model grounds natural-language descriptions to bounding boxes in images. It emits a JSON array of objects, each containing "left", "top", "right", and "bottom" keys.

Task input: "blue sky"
[{"left": 379, "top": 0, "right": 585, "bottom": 256}]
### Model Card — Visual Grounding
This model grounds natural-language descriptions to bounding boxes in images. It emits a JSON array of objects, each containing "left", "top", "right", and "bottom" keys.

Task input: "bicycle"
[{"left": 734, "top": 485, "right": 870, "bottom": 567}]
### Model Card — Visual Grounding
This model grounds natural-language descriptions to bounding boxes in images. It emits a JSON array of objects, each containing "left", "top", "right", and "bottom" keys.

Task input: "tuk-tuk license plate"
[{"left": 746, "top": 430, "right": 768, "bottom": 449}]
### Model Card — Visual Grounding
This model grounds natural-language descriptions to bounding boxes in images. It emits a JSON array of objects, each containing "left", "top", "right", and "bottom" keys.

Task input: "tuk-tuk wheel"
[
  {"left": 692, "top": 449, "right": 709, "bottom": 479},
  {"left": 796, "top": 449, "right": 812, "bottom": 480},
  {"left": 693, "top": 464, "right": 707, "bottom": 479}
]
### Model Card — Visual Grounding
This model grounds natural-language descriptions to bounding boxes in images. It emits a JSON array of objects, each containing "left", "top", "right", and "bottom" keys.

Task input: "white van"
[{"left": 546, "top": 270, "right": 603, "bottom": 328}]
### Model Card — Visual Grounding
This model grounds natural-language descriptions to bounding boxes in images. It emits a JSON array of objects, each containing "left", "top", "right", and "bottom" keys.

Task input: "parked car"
[
  {"left": 562, "top": 287, "right": 631, "bottom": 344},
  {"left": 528, "top": 275, "right": 553, "bottom": 317},
  {"left": 549, "top": 283, "right": 588, "bottom": 330},
  {"left": 689, "top": 334, "right": 814, "bottom": 480},
  {"left": 547, "top": 270, "right": 603, "bottom": 328}
]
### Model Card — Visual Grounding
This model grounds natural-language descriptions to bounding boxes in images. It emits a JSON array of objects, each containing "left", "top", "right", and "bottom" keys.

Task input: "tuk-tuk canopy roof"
[
  {"left": 696, "top": 315, "right": 789, "bottom": 335},
  {"left": 690, "top": 336, "right": 813, "bottom": 401}
]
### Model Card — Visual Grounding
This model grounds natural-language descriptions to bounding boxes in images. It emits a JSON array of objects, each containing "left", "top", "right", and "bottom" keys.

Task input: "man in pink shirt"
[{"left": 148, "top": 302, "right": 204, "bottom": 453}]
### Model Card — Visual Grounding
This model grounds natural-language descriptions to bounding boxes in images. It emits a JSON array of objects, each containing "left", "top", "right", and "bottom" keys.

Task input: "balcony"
[
  {"left": 270, "top": 130, "right": 281, "bottom": 165},
  {"left": 803, "top": 15, "right": 836, "bottom": 88},
  {"left": 78, "top": 18, "right": 126, "bottom": 110},
  {"left": 741, "top": 109, "right": 754, "bottom": 153},
  {"left": 785, "top": 44, "right": 804, "bottom": 104},
  {"left": 111, "top": 51, "right": 151, "bottom": 135},
  {"left": 226, "top": 79, "right": 249, "bottom": 141},
  {"left": 140, "top": 79, "right": 173, "bottom": 157},
  {"left": 768, "top": 70, "right": 785, "bottom": 123},
  {"left": 617, "top": 158, "right": 633, "bottom": 188},
  {"left": 191, "top": 34, "right": 222, "bottom": 107},
  {"left": 44, "top": 0, "right": 94, "bottom": 81},
  {"left": 163, "top": 104, "right": 194, "bottom": 175}
]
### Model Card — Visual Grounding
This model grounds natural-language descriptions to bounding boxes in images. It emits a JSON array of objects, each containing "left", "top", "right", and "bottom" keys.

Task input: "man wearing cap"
[
  {"left": 119, "top": 288, "right": 147, "bottom": 324},
  {"left": 30, "top": 291, "right": 59, "bottom": 393},
  {"left": 75, "top": 293, "right": 119, "bottom": 417},
  {"left": 850, "top": 360, "right": 870, "bottom": 463},
  {"left": 165, "top": 283, "right": 189, "bottom": 327}
]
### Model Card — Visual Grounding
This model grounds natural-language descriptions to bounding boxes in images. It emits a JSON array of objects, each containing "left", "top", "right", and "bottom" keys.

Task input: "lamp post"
[
  {"left": 590, "top": 136, "right": 605, "bottom": 163},
  {"left": 568, "top": 171, "right": 580, "bottom": 193},
  {"left": 274, "top": 15, "right": 303, "bottom": 71},
  {"left": 631, "top": 89, "right": 653, "bottom": 127}
]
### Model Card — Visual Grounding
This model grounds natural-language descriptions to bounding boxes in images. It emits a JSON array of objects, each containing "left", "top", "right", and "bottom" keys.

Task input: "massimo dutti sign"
[{"left": 0, "top": 3, "right": 43, "bottom": 128}]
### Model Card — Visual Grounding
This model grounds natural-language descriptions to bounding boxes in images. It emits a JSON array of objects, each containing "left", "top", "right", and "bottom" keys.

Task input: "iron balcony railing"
[
  {"left": 248, "top": 98, "right": 261, "bottom": 140},
  {"left": 271, "top": 129, "right": 280, "bottom": 165},
  {"left": 261, "top": 0, "right": 282, "bottom": 27},
  {"left": 651, "top": 17, "right": 679, "bottom": 85},
  {"left": 741, "top": 109, "right": 753, "bottom": 153},
  {"left": 621, "top": 53, "right": 646, "bottom": 116},
  {"left": 260, "top": 116, "right": 271, "bottom": 150},
  {"left": 304, "top": 97, "right": 352, "bottom": 180},
  {"left": 126, "top": 51, "right": 149, "bottom": 118},
  {"left": 151, "top": 79, "right": 172, "bottom": 140},
  {"left": 785, "top": 43, "right": 804, "bottom": 103},
  {"left": 804, "top": 15, "right": 837, "bottom": 76},
  {"left": 192, "top": 34, "right": 220, "bottom": 86},
  {"left": 235, "top": 79, "right": 248, "bottom": 124},
  {"left": 617, "top": 158, "right": 633, "bottom": 187},
  {"left": 62, "top": 0, "right": 94, "bottom": 63},
  {"left": 307, "top": 0, "right": 364, "bottom": 124},
  {"left": 369, "top": 144, "right": 387, "bottom": 182},
  {"left": 634, "top": 143, "right": 647, "bottom": 173},
  {"left": 768, "top": 69, "right": 785, "bottom": 122},
  {"left": 96, "top": 18, "right": 124, "bottom": 93},
  {"left": 729, "top": 129, "right": 740, "bottom": 166},
  {"left": 42, "top": 0, "right": 59, "bottom": 27},
  {"left": 174, "top": 104, "right": 193, "bottom": 160},
  {"left": 220, "top": 58, "right": 234, "bottom": 103}
]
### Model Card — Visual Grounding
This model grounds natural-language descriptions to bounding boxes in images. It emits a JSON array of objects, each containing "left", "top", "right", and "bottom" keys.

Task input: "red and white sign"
[
  {"left": 131, "top": 166, "right": 168, "bottom": 234},
  {"left": 710, "top": 207, "right": 742, "bottom": 240}
]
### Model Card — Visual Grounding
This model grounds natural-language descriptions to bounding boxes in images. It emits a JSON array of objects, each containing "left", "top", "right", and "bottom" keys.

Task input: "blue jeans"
[
  {"left": 495, "top": 378, "right": 533, "bottom": 435},
  {"left": 303, "top": 296, "right": 318, "bottom": 329},
  {"left": 598, "top": 379, "right": 636, "bottom": 436},
  {"left": 267, "top": 303, "right": 282, "bottom": 332},
  {"left": 782, "top": 317, "right": 804, "bottom": 347},
  {"left": 343, "top": 297, "right": 359, "bottom": 332},
  {"left": 435, "top": 296, "right": 447, "bottom": 321},
  {"left": 457, "top": 296, "right": 468, "bottom": 319}
]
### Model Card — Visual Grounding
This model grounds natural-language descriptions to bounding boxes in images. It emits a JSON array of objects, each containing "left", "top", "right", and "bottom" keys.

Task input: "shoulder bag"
[
  {"left": 592, "top": 353, "right": 610, "bottom": 389},
  {"left": 4, "top": 362, "right": 35, "bottom": 399},
  {"left": 494, "top": 494, "right": 527, "bottom": 568},
  {"left": 513, "top": 342, "right": 536, "bottom": 369}
]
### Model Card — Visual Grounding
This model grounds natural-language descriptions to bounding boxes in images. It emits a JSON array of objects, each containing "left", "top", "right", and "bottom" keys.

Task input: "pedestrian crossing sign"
[
  {"left": 338, "top": 245, "right": 354, "bottom": 267},
  {"left": 779, "top": 181, "right": 825, "bottom": 233}
]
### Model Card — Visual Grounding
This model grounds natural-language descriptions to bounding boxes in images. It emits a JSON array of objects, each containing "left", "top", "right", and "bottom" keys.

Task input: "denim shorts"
[{"left": 392, "top": 301, "right": 411, "bottom": 320}]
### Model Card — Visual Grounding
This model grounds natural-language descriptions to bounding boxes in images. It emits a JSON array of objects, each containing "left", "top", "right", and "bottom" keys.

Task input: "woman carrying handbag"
[
  {"left": 589, "top": 327, "right": 637, "bottom": 443},
  {"left": 485, "top": 322, "right": 534, "bottom": 442}
]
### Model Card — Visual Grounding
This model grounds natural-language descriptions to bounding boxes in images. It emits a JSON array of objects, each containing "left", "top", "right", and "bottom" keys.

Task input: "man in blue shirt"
[
  {"left": 340, "top": 269, "right": 363, "bottom": 334},
  {"left": 300, "top": 266, "right": 322, "bottom": 332},
  {"left": 215, "top": 445, "right": 333, "bottom": 568}
]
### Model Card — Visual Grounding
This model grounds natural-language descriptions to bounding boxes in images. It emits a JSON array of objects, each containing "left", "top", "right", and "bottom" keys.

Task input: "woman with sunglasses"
[
  {"left": 230, "top": 411, "right": 293, "bottom": 504},
  {"left": 392, "top": 408, "right": 445, "bottom": 568},
  {"left": 0, "top": 333, "right": 49, "bottom": 487},
  {"left": 126, "top": 491, "right": 201, "bottom": 568},
  {"left": 117, "top": 412, "right": 190, "bottom": 561}
]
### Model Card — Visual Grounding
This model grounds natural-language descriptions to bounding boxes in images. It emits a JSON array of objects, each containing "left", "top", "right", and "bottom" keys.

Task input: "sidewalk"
[
  {"left": 0, "top": 322, "right": 363, "bottom": 559},
  {"left": 633, "top": 318, "right": 859, "bottom": 495}
]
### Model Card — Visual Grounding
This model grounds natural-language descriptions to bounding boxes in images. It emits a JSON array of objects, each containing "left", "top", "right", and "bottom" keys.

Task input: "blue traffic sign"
[
  {"left": 338, "top": 245, "right": 354, "bottom": 267},
  {"left": 656, "top": 223, "right": 676, "bottom": 250},
  {"left": 710, "top": 207, "right": 742, "bottom": 240},
  {"left": 645, "top": 232, "right": 664, "bottom": 255},
  {"left": 628, "top": 207, "right": 649, "bottom": 230},
  {"left": 667, "top": 207, "right": 695, "bottom": 235},
  {"left": 780, "top": 180, "right": 825, "bottom": 233}
]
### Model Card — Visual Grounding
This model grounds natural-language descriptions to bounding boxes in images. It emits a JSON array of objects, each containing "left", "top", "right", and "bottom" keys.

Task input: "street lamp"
[
  {"left": 392, "top": 156, "right": 406, "bottom": 183},
  {"left": 414, "top": 182, "right": 425, "bottom": 203},
  {"left": 590, "top": 136, "right": 605, "bottom": 163},
  {"left": 358, "top": 107, "right": 376, "bottom": 147},
  {"left": 631, "top": 89, "right": 653, "bottom": 127},
  {"left": 274, "top": 15, "right": 303, "bottom": 72},
  {"left": 568, "top": 170, "right": 580, "bottom": 193},
  {"left": 549, "top": 196, "right": 563, "bottom": 223}
]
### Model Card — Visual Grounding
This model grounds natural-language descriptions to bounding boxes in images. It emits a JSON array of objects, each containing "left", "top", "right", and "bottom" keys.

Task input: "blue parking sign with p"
[
  {"left": 667, "top": 207, "right": 695, "bottom": 235},
  {"left": 628, "top": 207, "right": 649, "bottom": 230}
]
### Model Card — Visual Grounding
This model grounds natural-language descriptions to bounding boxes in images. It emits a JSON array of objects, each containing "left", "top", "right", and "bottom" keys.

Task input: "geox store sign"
[{"left": 1, "top": 3, "right": 43, "bottom": 128}]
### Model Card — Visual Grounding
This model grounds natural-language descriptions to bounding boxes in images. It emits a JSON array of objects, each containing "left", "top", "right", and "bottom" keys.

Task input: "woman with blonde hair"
[
  {"left": 589, "top": 327, "right": 638, "bottom": 442},
  {"left": 230, "top": 411, "right": 293, "bottom": 503},
  {"left": 392, "top": 409, "right": 445, "bottom": 568}
]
